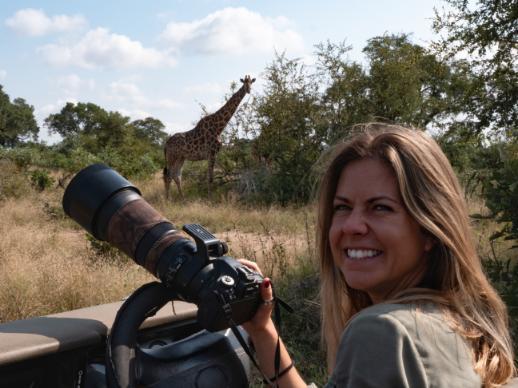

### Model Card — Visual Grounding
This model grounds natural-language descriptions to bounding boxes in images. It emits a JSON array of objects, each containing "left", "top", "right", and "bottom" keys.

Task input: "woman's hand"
[{"left": 238, "top": 259, "right": 275, "bottom": 336}]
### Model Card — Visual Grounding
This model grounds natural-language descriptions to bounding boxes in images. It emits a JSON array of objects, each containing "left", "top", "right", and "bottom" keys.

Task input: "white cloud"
[
  {"left": 57, "top": 74, "right": 95, "bottom": 95},
  {"left": 0, "top": 69, "right": 6, "bottom": 80},
  {"left": 160, "top": 7, "right": 304, "bottom": 55},
  {"left": 184, "top": 82, "right": 226, "bottom": 95},
  {"left": 5, "top": 8, "right": 86, "bottom": 36},
  {"left": 38, "top": 28, "right": 176, "bottom": 69},
  {"left": 105, "top": 80, "right": 182, "bottom": 111},
  {"left": 109, "top": 81, "right": 142, "bottom": 101},
  {"left": 38, "top": 98, "right": 78, "bottom": 118},
  {"left": 117, "top": 107, "right": 153, "bottom": 121},
  {"left": 155, "top": 98, "right": 181, "bottom": 110}
]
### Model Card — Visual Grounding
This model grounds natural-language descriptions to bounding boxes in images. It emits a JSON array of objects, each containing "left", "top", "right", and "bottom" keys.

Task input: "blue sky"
[{"left": 1, "top": 1, "right": 446, "bottom": 143}]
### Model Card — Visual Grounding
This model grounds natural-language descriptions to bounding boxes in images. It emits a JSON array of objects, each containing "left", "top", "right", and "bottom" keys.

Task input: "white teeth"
[{"left": 346, "top": 249, "right": 381, "bottom": 260}]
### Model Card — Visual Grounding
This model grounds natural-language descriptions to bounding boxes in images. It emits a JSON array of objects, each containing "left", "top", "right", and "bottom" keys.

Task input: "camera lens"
[
  {"left": 62, "top": 163, "right": 141, "bottom": 240},
  {"left": 63, "top": 163, "right": 183, "bottom": 274}
]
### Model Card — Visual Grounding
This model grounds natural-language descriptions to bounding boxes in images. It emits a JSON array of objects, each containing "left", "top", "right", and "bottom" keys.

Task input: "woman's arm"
[{"left": 239, "top": 259, "right": 307, "bottom": 387}]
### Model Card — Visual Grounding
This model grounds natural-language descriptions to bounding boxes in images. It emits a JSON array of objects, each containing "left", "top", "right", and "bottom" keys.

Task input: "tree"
[
  {"left": 44, "top": 102, "right": 132, "bottom": 149},
  {"left": 314, "top": 40, "right": 371, "bottom": 143},
  {"left": 433, "top": 0, "right": 518, "bottom": 245},
  {"left": 433, "top": 0, "right": 517, "bottom": 132},
  {"left": 363, "top": 34, "right": 462, "bottom": 128},
  {"left": 44, "top": 102, "right": 164, "bottom": 178},
  {"left": 0, "top": 86, "right": 39, "bottom": 147},
  {"left": 44, "top": 102, "right": 107, "bottom": 139},
  {"left": 131, "top": 117, "right": 168, "bottom": 146},
  {"left": 314, "top": 36, "right": 466, "bottom": 144},
  {"left": 250, "top": 52, "right": 323, "bottom": 204}
]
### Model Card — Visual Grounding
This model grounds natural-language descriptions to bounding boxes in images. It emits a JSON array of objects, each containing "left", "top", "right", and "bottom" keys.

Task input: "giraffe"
[{"left": 163, "top": 75, "right": 255, "bottom": 199}]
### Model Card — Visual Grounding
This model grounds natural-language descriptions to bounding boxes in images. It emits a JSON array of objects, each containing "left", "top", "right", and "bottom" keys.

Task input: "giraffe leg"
[
  {"left": 163, "top": 159, "right": 184, "bottom": 200},
  {"left": 163, "top": 167, "right": 173, "bottom": 199},
  {"left": 171, "top": 159, "right": 185, "bottom": 199}
]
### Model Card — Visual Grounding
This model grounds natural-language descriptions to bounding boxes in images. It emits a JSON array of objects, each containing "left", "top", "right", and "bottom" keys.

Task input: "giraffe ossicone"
[{"left": 163, "top": 75, "right": 255, "bottom": 199}]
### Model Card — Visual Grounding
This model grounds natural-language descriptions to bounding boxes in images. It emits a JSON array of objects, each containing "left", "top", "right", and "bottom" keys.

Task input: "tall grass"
[{"left": 0, "top": 192, "right": 153, "bottom": 322}]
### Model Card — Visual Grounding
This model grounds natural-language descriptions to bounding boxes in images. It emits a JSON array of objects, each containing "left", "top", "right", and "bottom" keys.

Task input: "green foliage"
[
  {"left": 44, "top": 102, "right": 108, "bottom": 139},
  {"left": 246, "top": 52, "right": 324, "bottom": 204},
  {"left": 131, "top": 117, "right": 168, "bottom": 146},
  {"left": 433, "top": 0, "right": 517, "bottom": 132},
  {"left": 0, "top": 86, "right": 39, "bottom": 147},
  {"left": 30, "top": 169, "right": 54, "bottom": 192},
  {"left": 482, "top": 256, "right": 518, "bottom": 363},
  {"left": 314, "top": 40, "right": 371, "bottom": 143},
  {"left": 363, "top": 35, "right": 451, "bottom": 127},
  {"left": 479, "top": 141, "right": 518, "bottom": 243},
  {"left": 243, "top": 35, "right": 470, "bottom": 205},
  {"left": 314, "top": 36, "right": 465, "bottom": 142},
  {"left": 433, "top": 0, "right": 518, "bottom": 244},
  {"left": 42, "top": 102, "right": 166, "bottom": 179}
]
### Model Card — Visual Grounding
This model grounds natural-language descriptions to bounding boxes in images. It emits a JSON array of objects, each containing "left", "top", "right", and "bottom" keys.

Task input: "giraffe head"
[{"left": 240, "top": 75, "right": 256, "bottom": 93}]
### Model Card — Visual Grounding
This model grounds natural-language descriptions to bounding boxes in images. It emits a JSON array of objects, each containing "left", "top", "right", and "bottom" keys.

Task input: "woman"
[{"left": 242, "top": 123, "right": 516, "bottom": 387}]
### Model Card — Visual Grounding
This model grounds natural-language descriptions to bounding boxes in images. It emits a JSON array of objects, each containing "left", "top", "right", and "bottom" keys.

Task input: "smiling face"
[{"left": 329, "top": 157, "right": 432, "bottom": 303}]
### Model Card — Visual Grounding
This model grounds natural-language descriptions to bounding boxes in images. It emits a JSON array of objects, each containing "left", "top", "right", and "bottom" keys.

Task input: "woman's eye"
[
  {"left": 373, "top": 204, "right": 392, "bottom": 212},
  {"left": 333, "top": 204, "right": 350, "bottom": 212}
]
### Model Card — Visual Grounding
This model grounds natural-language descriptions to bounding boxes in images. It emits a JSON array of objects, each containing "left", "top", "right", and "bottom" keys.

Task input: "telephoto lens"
[
  {"left": 63, "top": 164, "right": 264, "bottom": 331},
  {"left": 62, "top": 163, "right": 193, "bottom": 277}
]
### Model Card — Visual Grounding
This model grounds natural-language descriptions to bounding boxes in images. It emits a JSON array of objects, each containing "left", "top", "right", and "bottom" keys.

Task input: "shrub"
[
  {"left": 30, "top": 169, "right": 54, "bottom": 191},
  {"left": 482, "top": 257, "right": 518, "bottom": 364}
]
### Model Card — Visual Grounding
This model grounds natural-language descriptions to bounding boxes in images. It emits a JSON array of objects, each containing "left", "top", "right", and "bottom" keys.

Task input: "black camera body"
[
  {"left": 170, "top": 223, "right": 263, "bottom": 331},
  {"left": 62, "top": 164, "right": 263, "bottom": 332}
]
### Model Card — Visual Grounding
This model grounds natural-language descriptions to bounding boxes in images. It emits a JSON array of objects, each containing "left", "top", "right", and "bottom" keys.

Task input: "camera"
[{"left": 62, "top": 163, "right": 263, "bottom": 332}]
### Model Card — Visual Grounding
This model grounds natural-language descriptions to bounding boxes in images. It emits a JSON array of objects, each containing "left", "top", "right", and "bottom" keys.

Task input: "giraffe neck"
[{"left": 212, "top": 85, "right": 247, "bottom": 135}]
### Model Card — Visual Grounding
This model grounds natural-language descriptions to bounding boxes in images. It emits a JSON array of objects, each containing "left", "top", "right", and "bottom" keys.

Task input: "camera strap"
[{"left": 216, "top": 289, "right": 293, "bottom": 387}]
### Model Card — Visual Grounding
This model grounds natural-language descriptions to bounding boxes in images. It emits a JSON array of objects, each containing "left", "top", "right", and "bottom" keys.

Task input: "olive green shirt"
[{"left": 322, "top": 303, "right": 481, "bottom": 387}]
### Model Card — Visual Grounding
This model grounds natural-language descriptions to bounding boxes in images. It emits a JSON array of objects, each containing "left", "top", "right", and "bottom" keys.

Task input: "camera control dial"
[{"left": 219, "top": 275, "right": 235, "bottom": 287}]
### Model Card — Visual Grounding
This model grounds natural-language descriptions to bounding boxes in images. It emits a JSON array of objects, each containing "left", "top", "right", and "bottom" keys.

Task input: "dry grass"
[
  {"left": 0, "top": 190, "right": 153, "bottom": 322},
  {"left": 139, "top": 172, "right": 315, "bottom": 234}
]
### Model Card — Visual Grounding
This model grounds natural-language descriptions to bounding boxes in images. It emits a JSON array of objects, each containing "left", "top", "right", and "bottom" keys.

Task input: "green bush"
[
  {"left": 30, "top": 169, "right": 54, "bottom": 191},
  {"left": 482, "top": 257, "right": 518, "bottom": 364}
]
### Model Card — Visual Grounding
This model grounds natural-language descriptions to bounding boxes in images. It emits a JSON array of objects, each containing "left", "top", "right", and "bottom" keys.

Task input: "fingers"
[
  {"left": 241, "top": 277, "right": 275, "bottom": 335},
  {"left": 260, "top": 278, "right": 274, "bottom": 307},
  {"left": 238, "top": 259, "right": 263, "bottom": 276},
  {"left": 237, "top": 261, "right": 272, "bottom": 305}
]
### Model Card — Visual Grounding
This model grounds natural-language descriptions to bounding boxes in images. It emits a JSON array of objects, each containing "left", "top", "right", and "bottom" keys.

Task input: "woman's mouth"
[{"left": 346, "top": 249, "right": 382, "bottom": 260}]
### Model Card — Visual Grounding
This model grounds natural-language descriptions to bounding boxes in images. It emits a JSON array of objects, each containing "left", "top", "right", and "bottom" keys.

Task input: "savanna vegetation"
[{"left": 0, "top": 0, "right": 516, "bottom": 385}]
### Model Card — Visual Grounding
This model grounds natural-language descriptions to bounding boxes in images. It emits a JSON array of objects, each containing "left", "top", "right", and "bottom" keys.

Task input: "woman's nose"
[{"left": 341, "top": 209, "right": 368, "bottom": 235}]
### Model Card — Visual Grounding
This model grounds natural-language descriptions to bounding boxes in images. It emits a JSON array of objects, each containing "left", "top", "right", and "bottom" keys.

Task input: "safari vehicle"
[{"left": 0, "top": 286, "right": 251, "bottom": 388}]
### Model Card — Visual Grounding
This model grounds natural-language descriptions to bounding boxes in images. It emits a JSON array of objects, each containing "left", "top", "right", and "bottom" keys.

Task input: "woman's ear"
[{"left": 423, "top": 232, "right": 436, "bottom": 252}]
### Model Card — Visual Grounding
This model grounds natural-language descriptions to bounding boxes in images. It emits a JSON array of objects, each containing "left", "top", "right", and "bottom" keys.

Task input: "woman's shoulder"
[
  {"left": 345, "top": 302, "right": 462, "bottom": 354},
  {"left": 349, "top": 303, "right": 451, "bottom": 332},
  {"left": 335, "top": 302, "right": 480, "bottom": 387}
]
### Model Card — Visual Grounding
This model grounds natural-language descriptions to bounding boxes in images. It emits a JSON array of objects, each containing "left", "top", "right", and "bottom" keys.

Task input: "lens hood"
[{"left": 62, "top": 163, "right": 141, "bottom": 239}]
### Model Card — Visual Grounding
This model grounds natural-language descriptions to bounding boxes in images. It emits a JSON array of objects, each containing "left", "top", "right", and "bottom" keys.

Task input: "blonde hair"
[{"left": 317, "top": 123, "right": 516, "bottom": 386}]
